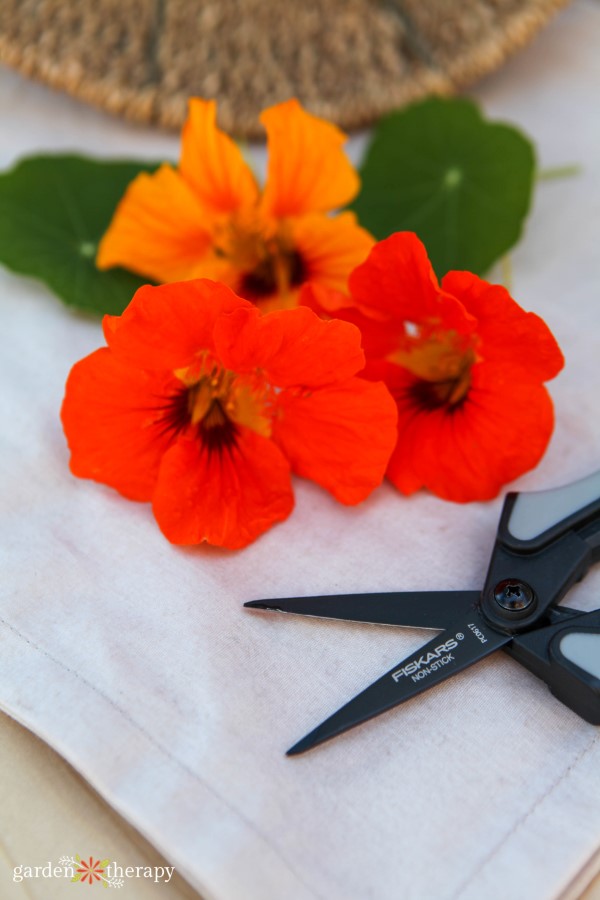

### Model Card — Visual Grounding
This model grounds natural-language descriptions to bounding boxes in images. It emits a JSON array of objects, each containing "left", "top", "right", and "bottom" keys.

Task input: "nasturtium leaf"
[
  {"left": 0, "top": 155, "right": 158, "bottom": 315},
  {"left": 352, "top": 97, "right": 536, "bottom": 277}
]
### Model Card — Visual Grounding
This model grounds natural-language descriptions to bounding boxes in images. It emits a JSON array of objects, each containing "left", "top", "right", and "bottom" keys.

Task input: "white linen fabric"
[{"left": 1, "top": 3, "right": 600, "bottom": 899}]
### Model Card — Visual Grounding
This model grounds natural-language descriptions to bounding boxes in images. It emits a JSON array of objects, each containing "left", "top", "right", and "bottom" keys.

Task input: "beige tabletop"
[
  {"left": 0, "top": 711, "right": 200, "bottom": 898},
  {"left": 1, "top": 707, "right": 599, "bottom": 899}
]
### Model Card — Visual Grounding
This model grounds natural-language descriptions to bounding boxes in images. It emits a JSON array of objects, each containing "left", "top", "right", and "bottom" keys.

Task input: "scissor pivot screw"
[{"left": 494, "top": 580, "right": 535, "bottom": 612}]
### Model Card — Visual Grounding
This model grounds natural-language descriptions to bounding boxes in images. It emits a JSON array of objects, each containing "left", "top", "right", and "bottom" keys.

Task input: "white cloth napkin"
[{"left": 2, "top": 3, "right": 600, "bottom": 898}]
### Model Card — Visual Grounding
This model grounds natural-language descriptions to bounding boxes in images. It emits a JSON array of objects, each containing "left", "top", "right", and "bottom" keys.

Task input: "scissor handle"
[
  {"left": 508, "top": 609, "right": 600, "bottom": 724},
  {"left": 500, "top": 468, "right": 600, "bottom": 552},
  {"left": 481, "top": 470, "right": 600, "bottom": 633}
]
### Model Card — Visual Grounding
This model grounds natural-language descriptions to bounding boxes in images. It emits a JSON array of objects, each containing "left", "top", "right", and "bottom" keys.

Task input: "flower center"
[
  {"left": 173, "top": 354, "right": 272, "bottom": 450},
  {"left": 214, "top": 213, "right": 306, "bottom": 306},
  {"left": 389, "top": 324, "right": 478, "bottom": 409},
  {"left": 240, "top": 248, "right": 306, "bottom": 303}
]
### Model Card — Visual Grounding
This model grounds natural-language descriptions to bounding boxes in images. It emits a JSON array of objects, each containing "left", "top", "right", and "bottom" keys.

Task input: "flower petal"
[
  {"left": 349, "top": 232, "right": 474, "bottom": 336},
  {"left": 180, "top": 99, "right": 259, "bottom": 214},
  {"left": 299, "top": 284, "right": 406, "bottom": 368},
  {"left": 214, "top": 305, "right": 365, "bottom": 387},
  {"left": 292, "top": 211, "right": 374, "bottom": 294},
  {"left": 272, "top": 377, "right": 397, "bottom": 504},
  {"left": 299, "top": 282, "right": 351, "bottom": 316},
  {"left": 61, "top": 349, "right": 180, "bottom": 501},
  {"left": 386, "top": 363, "right": 556, "bottom": 502},
  {"left": 152, "top": 430, "right": 293, "bottom": 548},
  {"left": 260, "top": 99, "right": 359, "bottom": 217},
  {"left": 104, "top": 280, "right": 251, "bottom": 371},
  {"left": 441, "top": 271, "right": 565, "bottom": 381},
  {"left": 96, "top": 164, "right": 214, "bottom": 283}
]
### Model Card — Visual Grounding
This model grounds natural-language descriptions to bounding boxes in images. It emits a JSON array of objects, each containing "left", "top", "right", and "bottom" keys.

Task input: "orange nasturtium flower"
[
  {"left": 306, "top": 232, "right": 564, "bottom": 502},
  {"left": 61, "top": 280, "right": 397, "bottom": 549},
  {"left": 96, "top": 99, "right": 373, "bottom": 312}
]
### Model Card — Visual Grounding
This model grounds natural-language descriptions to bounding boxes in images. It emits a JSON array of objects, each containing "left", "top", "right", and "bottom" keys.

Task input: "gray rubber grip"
[
  {"left": 559, "top": 632, "right": 600, "bottom": 680},
  {"left": 507, "top": 469, "right": 600, "bottom": 542}
]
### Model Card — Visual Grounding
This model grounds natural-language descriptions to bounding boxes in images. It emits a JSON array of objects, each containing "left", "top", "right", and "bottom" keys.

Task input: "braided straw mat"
[{"left": 0, "top": 0, "right": 572, "bottom": 138}]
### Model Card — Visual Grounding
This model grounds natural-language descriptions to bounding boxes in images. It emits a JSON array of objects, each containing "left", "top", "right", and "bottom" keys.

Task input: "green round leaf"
[
  {"left": 352, "top": 97, "right": 536, "bottom": 277},
  {"left": 0, "top": 154, "right": 158, "bottom": 315}
]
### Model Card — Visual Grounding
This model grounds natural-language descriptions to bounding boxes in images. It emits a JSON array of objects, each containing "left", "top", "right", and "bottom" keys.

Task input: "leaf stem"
[
  {"left": 500, "top": 254, "right": 513, "bottom": 293},
  {"left": 537, "top": 164, "right": 581, "bottom": 181}
]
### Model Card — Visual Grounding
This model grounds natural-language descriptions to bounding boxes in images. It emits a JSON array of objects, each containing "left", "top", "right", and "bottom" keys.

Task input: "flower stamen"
[
  {"left": 214, "top": 214, "right": 306, "bottom": 306},
  {"left": 172, "top": 356, "right": 273, "bottom": 451},
  {"left": 241, "top": 247, "right": 306, "bottom": 302},
  {"left": 389, "top": 325, "right": 478, "bottom": 410}
]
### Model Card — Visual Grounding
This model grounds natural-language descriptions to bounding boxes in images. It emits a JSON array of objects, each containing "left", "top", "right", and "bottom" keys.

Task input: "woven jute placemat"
[{"left": 0, "top": 0, "right": 572, "bottom": 138}]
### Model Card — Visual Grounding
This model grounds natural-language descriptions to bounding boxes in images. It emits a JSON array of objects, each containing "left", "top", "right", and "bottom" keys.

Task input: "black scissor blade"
[
  {"left": 245, "top": 590, "right": 480, "bottom": 630},
  {"left": 287, "top": 609, "right": 510, "bottom": 755}
]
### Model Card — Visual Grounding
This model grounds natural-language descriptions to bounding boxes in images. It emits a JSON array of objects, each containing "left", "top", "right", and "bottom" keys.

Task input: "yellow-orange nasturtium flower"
[{"left": 97, "top": 99, "right": 374, "bottom": 312}]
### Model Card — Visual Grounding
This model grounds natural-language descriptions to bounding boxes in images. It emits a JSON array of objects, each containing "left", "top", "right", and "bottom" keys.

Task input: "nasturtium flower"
[
  {"left": 305, "top": 232, "right": 564, "bottom": 502},
  {"left": 61, "top": 280, "right": 397, "bottom": 549},
  {"left": 96, "top": 99, "right": 373, "bottom": 312}
]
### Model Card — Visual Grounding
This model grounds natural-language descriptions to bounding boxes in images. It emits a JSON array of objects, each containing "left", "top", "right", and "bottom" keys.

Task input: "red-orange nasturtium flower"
[
  {"left": 305, "top": 232, "right": 564, "bottom": 502},
  {"left": 96, "top": 99, "right": 373, "bottom": 312},
  {"left": 61, "top": 280, "right": 397, "bottom": 549}
]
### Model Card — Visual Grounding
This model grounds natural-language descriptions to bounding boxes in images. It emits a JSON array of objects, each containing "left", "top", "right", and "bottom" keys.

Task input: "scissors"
[{"left": 245, "top": 469, "right": 600, "bottom": 755}]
